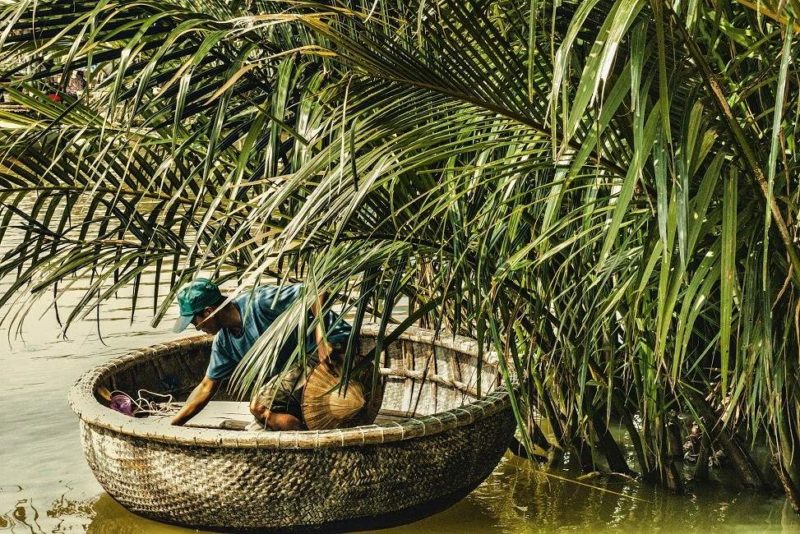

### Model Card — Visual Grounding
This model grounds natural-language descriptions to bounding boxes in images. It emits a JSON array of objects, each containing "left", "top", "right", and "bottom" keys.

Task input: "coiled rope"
[{"left": 109, "top": 389, "right": 177, "bottom": 417}]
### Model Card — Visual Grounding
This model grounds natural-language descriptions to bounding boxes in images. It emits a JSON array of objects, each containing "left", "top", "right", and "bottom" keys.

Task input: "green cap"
[{"left": 172, "top": 278, "right": 223, "bottom": 332}]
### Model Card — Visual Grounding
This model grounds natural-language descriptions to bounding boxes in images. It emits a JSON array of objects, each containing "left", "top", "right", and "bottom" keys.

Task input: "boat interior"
[{"left": 97, "top": 334, "right": 502, "bottom": 431}]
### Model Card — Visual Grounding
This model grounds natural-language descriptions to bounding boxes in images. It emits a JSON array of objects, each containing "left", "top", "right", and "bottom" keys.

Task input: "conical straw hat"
[{"left": 302, "top": 362, "right": 382, "bottom": 430}]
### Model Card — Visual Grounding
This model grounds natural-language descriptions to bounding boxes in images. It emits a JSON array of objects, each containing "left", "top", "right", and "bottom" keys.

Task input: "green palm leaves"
[{"left": 1, "top": 0, "right": 799, "bottom": 507}]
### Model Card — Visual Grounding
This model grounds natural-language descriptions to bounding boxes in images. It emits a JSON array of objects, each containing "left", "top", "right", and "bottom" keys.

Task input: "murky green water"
[{"left": 1, "top": 224, "right": 798, "bottom": 533}]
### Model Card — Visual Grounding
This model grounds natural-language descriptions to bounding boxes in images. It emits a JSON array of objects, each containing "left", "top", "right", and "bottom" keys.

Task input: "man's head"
[{"left": 173, "top": 278, "right": 226, "bottom": 334}]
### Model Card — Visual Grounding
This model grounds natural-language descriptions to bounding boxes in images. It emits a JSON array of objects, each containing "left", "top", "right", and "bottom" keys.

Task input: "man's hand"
[{"left": 171, "top": 376, "right": 219, "bottom": 426}]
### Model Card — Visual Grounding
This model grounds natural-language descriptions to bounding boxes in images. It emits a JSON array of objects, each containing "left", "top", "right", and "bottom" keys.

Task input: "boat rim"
[{"left": 68, "top": 323, "right": 512, "bottom": 449}]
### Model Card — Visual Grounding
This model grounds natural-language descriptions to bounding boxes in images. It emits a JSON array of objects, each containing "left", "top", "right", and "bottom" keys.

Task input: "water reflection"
[
  {"left": 89, "top": 496, "right": 188, "bottom": 534},
  {"left": 2, "top": 456, "right": 799, "bottom": 533},
  {"left": 0, "top": 495, "right": 82, "bottom": 534}
]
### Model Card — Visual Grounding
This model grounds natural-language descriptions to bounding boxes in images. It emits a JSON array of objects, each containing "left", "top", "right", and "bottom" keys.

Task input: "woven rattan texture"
[{"left": 81, "top": 408, "right": 514, "bottom": 530}]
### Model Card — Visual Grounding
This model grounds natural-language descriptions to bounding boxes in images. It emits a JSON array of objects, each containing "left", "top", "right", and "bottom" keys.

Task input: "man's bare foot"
[
  {"left": 219, "top": 419, "right": 251, "bottom": 431},
  {"left": 245, "top": 419, "right": 267, "bottom": 431}
]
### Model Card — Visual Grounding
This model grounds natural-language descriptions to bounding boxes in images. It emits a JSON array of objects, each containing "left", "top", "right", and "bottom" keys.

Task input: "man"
[{"left": 169, "top": 278, "right": 351, "bottom": 430}]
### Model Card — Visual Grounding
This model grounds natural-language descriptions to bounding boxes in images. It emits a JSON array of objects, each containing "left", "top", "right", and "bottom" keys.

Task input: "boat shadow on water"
[{"left": 87, "top": 487, "right": 503, "bottom": 534}]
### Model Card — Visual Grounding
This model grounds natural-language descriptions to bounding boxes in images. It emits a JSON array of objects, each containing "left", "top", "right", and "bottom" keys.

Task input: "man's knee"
[
  {"left": 267, "top": 411, "right": 303, "bottom": 431},
  {"left": 249, "top": 398, "right": 268, "bottom": 420}
]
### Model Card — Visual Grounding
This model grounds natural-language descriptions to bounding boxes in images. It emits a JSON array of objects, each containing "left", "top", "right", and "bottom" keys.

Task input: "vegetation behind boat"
[{"left": 1, "top": 0, "right": 798, "bottom": 514}]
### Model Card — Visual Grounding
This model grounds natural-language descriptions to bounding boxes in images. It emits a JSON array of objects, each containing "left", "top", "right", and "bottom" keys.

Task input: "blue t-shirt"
[{"left": 206, "top": 284, "right": 352, "bottom": 381}]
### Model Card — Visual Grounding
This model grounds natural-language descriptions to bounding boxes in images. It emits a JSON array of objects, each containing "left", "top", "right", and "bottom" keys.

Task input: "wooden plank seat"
[{"left": 177, "top": 401, "right": 413, "bottom": 430}]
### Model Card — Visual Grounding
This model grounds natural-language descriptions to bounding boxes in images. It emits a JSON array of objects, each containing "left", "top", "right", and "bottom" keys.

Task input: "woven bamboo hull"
[{"left": 70, "top": 324, "right": 515, "bottom": 531}]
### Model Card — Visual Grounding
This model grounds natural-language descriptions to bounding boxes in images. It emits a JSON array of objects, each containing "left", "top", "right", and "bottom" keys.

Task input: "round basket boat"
[{"left": 69, "top": 324, "right": 516, "bottom": 532}]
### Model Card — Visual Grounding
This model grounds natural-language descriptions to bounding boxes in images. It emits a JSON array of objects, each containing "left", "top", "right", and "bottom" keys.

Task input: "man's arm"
[
  {"left": 170, "top": 376, "right": 219, "bottom": 426},
  {"left": 311, "top": 291, "right": 332, "bottom": 364}
]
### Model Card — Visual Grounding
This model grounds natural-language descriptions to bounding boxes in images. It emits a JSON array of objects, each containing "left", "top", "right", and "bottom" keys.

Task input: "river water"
[{"left": 1, "top": 224, "right": 798, "bottom": 533}]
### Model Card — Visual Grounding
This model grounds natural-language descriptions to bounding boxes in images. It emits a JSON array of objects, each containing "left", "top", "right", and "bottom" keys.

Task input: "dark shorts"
[
  {"left": 252, "top": 339, "right": 354, "bottom": 420},
  {"left": 253, "top": 362, "right": 312, "bottom": 419}
]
